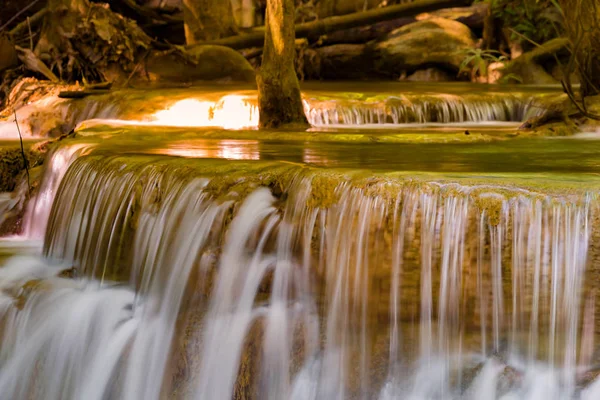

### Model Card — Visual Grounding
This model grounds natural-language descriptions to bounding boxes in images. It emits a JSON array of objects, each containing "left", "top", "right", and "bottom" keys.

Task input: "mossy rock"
[
  {"left": 501, "top": 38, "right": 570, "bottom": 85},
  {"left": 143, "top": 45, "right": 256, "bottom": 84},
  {"left": 372, "top": 17, "right": 477, "bottom": 77}
]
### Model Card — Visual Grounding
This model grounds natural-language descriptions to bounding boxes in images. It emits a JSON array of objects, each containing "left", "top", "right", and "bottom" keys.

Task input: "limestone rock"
[
  {"left": 501, "top": 38, "right": 570, "bottom": 84},
  {"left": 372, "top": 17, "right": 477, "bottom": 78},
  {"left": 143, "top": 45, "right": 256, "bottom": 84}
]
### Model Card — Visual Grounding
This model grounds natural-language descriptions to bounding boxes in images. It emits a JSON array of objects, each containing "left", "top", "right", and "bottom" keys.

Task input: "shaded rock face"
[
  {"left": 372, "top": 17, "right": 477, "bottom": 78},
  {"left": 404, "top": 67, "right": 454, "bottom": 82},
  {"left": 305, "top": 18, "right": 476, "bottom": 81},
  {"left": 505, "top": 61, "right": 557, "bottom": 85},
  {"left": 143, "top": 45, "right": 256, "bottom": 84},
  {"left": 311, "top": 44, "right": 373, "bottom": 80}
]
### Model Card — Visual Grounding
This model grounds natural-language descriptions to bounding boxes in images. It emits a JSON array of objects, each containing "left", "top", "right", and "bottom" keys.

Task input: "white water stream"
[{"left": 0, "top": 145, "right": 594, "bottom": 399}]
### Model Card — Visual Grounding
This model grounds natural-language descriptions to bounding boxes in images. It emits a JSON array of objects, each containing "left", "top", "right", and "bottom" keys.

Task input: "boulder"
[
  {"left": 501, "top": 38, "right": 570, "bottom": 84},
  {"left": 142, "top": 45, "right": 256, "bottom": 83},
  {"left": 372, "top": 17, "right": 477, "bottom": 78}
]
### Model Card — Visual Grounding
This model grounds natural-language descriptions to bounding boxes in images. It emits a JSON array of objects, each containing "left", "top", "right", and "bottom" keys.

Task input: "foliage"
[
  {"left": 479, "top": 0, "right": 564, "bottom": 48},
  {"left": 37, "top": 1, "right": 151, "bottom": 82},
  {"left": 458, "top": 48, "right": 506, "bottom": 80}
]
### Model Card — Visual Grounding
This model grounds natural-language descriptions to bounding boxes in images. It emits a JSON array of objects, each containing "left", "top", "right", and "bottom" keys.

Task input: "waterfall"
[
  {"left": 304, "top": 94, "right": 544, "bottom": 126},
  {"left": 0, "top": 89, "right": 554, "bottom": 136},
  {"left": 0, "top": 149, "right": 597, "bottom": 399}
]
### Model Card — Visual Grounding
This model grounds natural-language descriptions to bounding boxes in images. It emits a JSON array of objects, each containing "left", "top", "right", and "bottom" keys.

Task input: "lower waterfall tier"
[{"left": 0, "top": 149, "right": 597, "bottom": 399}]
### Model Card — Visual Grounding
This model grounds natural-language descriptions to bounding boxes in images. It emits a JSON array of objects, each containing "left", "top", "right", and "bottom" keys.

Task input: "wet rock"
[
  {"left": 58, "top": 267, "right": 78, "bottom": 279},
  {"left": 372, "top": 18, "right": 477, "bottom": 78},
  {"left": 518, "top": 93, "right": 571, "bottom": 130},
  {"left": 142, "top": 45, "right": 256, "bottom": 84},
  {"left": 460, "top": 361, "right": 485, "bottom": 393},
  {"left": 497, "top": 364, "right": 523, "bottom": 395}
]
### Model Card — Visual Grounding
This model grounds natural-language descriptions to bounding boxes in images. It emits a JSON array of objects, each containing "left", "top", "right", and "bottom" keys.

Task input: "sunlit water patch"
[{"left": 0, "top": 84, "right": 563, "bottom": 136}]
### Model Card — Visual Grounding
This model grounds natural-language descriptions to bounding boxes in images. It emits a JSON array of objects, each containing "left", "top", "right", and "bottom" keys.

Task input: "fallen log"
[
  {"left": 58, "top": 89, "right": 111, "bottom": 99},
  {"left": 187, "top": 0, "right": 471, "bottom": 50},
  {"left": 319, "top": 3, "right": 488, "bottom": 47},
  {"left": 319, "top": 17, "right": 415, "bottom": 46}
]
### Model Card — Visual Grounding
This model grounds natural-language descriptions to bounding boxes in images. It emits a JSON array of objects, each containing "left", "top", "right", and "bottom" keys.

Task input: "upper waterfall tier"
[{"left": 0, "top": 83, "right": 563, "bottom": 137}]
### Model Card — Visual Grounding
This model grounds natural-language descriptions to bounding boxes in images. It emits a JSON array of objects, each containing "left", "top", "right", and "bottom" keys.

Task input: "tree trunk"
[
  {"left": 183, "top": 0, "right": 238, "bottom": 44},
  {"left": 560, "top": 0, "right": 600, "bottom": 97},
  {"left": 257, "top": 0, "right": 308, "bottom": 128}
]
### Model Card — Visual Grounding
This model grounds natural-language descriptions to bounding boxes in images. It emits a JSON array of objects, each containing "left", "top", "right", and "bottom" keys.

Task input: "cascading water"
[
  {"left": 0, "top": 145, "right": 598, "bottom": 399},
  {"left": 0, "top": 85, "right": 556, "bottom": 136},
  {"left": 304, "top": 94, "right": 542, "bottom": 126}
]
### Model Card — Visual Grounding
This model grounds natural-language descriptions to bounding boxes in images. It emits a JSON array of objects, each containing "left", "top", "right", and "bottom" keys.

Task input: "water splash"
[
  {"left": 24, "top": 143, "right": 95, "bottom": 239},
  {"left": 1, "top": 152, "right": 599, "bottom": 399}
]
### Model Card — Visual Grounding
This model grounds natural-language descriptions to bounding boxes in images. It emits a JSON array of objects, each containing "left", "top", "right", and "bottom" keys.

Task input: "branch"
[
  {"left": 561, "top": 79, "right": 600, "bottom": 120},
  {"left": 0, "top": 0, "right": 42, "bottom": 33},
  {"left": 187, "top": 0, "right": 471, "bottom": 50},
  {"left": 13, "top": 112, "right": 30, "bottom": 194},
  {"left": 9, "top": 8, "right": 47, "bottom": 38}
]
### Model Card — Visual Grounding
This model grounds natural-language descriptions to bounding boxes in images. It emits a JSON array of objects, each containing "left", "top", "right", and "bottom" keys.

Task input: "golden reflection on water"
[
  {"left": 149, "top": 140, "right": 260, "bottom": 161},
  {"left": 151, "top": 95, "right": 259, "bottom": 129},
  {"left": 303, "top": 148, "right": 336, "bottom": 167}
]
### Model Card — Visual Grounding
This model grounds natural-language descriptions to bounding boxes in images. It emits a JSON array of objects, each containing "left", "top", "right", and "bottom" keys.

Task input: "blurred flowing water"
[
  {"left": 0, "top": 83, "right": 598, "bottom": 399},
  {"left": 0, "top": 83, "right": 560, "bottom": 136}
]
